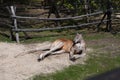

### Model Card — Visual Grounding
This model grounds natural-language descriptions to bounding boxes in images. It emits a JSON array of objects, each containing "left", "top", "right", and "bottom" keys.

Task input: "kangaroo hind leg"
[
  {"left": 51, "top": 50, "right": 65, "bottom": 55},
  {"left": 38, "top": 41, "right": 64, "bottom": 61}
]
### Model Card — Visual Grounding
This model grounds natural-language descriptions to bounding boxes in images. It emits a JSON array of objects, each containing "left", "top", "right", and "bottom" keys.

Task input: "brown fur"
[{"left": 53, "top": 39, "right": 74, "bottom": 52}]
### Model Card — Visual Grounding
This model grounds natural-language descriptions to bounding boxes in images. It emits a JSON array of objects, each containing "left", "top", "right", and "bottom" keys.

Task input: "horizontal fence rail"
[
  {"left": 12, "top": 20, "right": 108, "bottom": 32},
  {"left": 12, "top": 11, "right": 103, "bottom": 21}
]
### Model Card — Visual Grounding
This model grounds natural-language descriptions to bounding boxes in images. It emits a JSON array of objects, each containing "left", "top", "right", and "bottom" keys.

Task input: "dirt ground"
[{"left": 0, "top": 42, "right": 92, "bottom": 80}]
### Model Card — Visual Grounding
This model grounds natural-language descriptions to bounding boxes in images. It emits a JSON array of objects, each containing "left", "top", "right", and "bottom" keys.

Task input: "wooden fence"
[{"left": 7, "top": 6, "right": 113, "bottom": 43}]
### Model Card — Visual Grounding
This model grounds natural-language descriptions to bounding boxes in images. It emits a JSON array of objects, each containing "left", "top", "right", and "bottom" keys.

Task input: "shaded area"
[{"left": 86, "top": 68, "right": 120, "bottom": 80}]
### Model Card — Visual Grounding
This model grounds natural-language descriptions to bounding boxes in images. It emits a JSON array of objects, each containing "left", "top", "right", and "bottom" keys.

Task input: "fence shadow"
[{"left": 86, "top": 67, "right": 120, "bottom": 80}]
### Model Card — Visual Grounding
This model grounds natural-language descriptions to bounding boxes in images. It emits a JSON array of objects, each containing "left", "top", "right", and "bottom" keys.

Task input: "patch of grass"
[
  {"left": 84, "top": 32, "right": 108, "bottom": 41},
  {"left": 90, "top": 44, "right": 106, "bottom": 49},
  {"left": 0, "top": 30, "right": 75, "bottom": 43},
  {"left": 31, "top": 54, "right": 120, "bottom": 80},
  {"left": 0, "top": 29, "right": 119, "bottom": 43},
  {"left": 114, "top": 33, "right": 120, "bottom": 39},
  {"left": 14, "top": 32, "right": 113, "bottom": 43},
  {"left": 21, "top": 32, "right": 75, "bottom": 43},
  {"left": 0, "top": 34, "right": 12, "bottom": 42}
]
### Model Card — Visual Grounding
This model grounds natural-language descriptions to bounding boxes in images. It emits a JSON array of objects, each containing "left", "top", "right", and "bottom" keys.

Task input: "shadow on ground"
[{"left": 86, "top": 67, "right": 120, "bottom": 80}]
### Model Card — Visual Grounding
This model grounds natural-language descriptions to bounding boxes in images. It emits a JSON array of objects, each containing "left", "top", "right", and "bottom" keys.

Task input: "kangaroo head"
[{"left": 73, "top": 33, "right": 83, "bottom": 43}]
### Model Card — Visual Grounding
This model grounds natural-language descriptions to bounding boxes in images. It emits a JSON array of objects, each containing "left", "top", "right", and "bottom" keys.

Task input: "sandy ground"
[{"left": 0, "top": 42, "right": 92, "bottom": 80}]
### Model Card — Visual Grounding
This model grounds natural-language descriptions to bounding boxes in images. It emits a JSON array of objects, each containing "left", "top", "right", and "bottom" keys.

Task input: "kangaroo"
[{"left": 37, "top": 33, "right": 86, "bottom": 61}]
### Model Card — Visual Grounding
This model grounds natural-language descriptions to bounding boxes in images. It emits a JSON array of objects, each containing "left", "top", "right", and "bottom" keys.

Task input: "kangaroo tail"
[
  {"left": 14, "top": 42, "right": 51, "bottom": 58},
  {"left": 26, "top": 43, "right": 51, "bottom": 53}
]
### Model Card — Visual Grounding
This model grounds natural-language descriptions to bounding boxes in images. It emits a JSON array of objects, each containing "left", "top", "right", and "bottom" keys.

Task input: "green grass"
[
  {"left": 20, "top": 32, "right": 74, "bottom": 43},
  {"left": 0, "top": 29, "right": 119, "bottom": 43},
  {"left": 84, "top": 33, "right": 107, "bottom": 41},
  {"left": 0, "top": 34, "right": 11, "bottom": 42},
  {"left": 32, "top": 54, "right": 120, "bottom": 80},
  {"left": 0, "top": 30, "right": 75, "bottom": 43}
]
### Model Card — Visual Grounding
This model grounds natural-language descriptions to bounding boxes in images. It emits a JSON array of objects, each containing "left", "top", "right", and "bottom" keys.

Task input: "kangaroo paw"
[
  {"left": 37, "top": 54, "right": 44, "bottom": 62},
  {"left": 37, "top": 58, "right": 43, "bottom": 62},
  {"left": 70, "top": 57, "right": 76, "bottom": 61}
]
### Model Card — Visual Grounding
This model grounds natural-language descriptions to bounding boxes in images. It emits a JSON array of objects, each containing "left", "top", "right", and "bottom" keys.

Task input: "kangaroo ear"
[{"left": 76, "top": 33, "right": 82, "bottom": 36}]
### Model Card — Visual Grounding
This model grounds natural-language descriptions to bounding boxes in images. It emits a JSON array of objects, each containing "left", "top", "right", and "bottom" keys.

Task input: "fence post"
[
  {"left": 106, "top": 0, "right": 112, "bottom": 32},
  {"left": 10, "top": 6, "right": 20, "bottom": 43},
  {"left": 6, "top": 6, "right": 15, "bottom": 40},
  {"left": 97, "top": 0, "right": 112, "bottom": 32}
]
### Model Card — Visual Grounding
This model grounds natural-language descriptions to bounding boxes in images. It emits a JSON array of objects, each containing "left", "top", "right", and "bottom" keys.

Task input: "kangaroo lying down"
[{"left": 37, "top": 33, "right": 86, "bottom": 61}]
